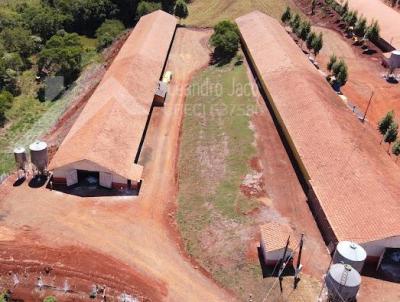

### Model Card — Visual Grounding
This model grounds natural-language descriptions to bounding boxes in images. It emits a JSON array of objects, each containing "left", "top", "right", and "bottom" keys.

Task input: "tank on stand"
[
  {"left": 29, "top": 141, "right": 48, "bottom": 177},
  {"left": 13, "top": 147, "right": 27, "bottom": 179}
]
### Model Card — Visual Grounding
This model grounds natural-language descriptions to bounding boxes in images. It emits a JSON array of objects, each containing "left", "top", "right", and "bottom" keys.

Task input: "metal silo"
[
  {"left": 389, "top": 50, "right": 400, "bottom": 69},
  {"left": 14, "top": 147, "right": 27, "bottom": 170},
  {"left": 29, "top": 141, "right": 48, "bottom": 174},
  {"left": 333, "top": 241, "right": 367, "bottom": 272},
  {"left": 326, "top": 263, "right": 361, "bottom": 302}
]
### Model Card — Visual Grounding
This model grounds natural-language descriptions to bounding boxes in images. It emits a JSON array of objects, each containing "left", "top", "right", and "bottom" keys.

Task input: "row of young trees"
[
  {"left": 378, "top": 111, "right": 400, "bottom": 158},
  {"left": 281, "top": 7, "right": 323, "bottom": 58},
  {"left": 322, "top": 0, "right": 380, "bottom": 43}
]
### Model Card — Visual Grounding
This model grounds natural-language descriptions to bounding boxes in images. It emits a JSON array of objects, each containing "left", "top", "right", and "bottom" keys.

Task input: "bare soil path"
[{"left": 0, "top": 28, "right": 234, "bottom": 302}]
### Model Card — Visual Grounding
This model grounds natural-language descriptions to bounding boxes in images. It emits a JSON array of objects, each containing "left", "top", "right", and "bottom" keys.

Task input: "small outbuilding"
[
  {"left": 154, "top": 81, "right": 168, "bottom": 106},
  {"left": 260, "top": 222, "right": 296, "bottom": 266}
]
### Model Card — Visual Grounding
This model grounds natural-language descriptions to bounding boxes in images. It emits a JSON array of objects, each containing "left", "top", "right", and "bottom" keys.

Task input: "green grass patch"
[
  {"left": 185, "top": 0, "right": 305, "bottom": 27},
  {"left": 177, "top": 55, "right": 269, "bottom": 299}
]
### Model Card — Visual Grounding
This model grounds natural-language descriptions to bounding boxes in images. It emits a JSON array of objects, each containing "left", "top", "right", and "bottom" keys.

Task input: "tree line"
[{"left": 281, "top": 7, "right": 323, "bottom": 59}]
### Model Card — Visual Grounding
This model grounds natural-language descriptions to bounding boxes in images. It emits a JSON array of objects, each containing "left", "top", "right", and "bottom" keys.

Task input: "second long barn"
[{"left": 236, "top": 11, "right": 400, "bottom": 263}]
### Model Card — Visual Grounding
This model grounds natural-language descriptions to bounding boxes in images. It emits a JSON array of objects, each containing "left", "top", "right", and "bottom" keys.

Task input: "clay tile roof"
[
  {"left": 237, "top": 11, "right": 400, "bottom": 244},
  {"left": 49, "top": 10, "right": 177, "bottom": 181},
  {"left": 260, "top": 222, "right": 296, "bottom": 252}
]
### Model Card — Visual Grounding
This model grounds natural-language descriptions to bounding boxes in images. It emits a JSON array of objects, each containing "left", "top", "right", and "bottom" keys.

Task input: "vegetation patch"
[{"left": 177, "top": 55, "right": 267, "bottom": 299}]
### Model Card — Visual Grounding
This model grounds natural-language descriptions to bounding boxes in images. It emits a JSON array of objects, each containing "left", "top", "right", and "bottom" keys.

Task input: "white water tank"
[
  {"left": 389, "top": 50, "right": 400, "bottom": 69},
  {"left": 326, "top": 263, "right": 361, "bottom": 302},
  {"left": 29, "top": 141, "right": 48, "bottom": 173},
  {"left": 13, "top": 147, "right": 27, "bottom": 170},
  {"left": 333, "top": 241, "right": 367, "bottom": 272}
]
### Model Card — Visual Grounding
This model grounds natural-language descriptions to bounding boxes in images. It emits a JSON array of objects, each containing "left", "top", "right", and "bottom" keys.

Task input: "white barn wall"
[
  {"left": 361, "top": 236, "right": 400, "bottom": 258},
  {"left": 52, "top": 159, "right": 127, "bottom": 184}
]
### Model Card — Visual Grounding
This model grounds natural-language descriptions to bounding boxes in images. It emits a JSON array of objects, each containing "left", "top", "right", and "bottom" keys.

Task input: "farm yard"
[{"left": 0, "top": 0, "right": 399, "bottom": 301}]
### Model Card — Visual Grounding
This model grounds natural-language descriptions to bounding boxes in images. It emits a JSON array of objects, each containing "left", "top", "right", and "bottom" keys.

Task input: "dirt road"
[{"left": 0, "top": 28, "right": 234, "bottom": 301}]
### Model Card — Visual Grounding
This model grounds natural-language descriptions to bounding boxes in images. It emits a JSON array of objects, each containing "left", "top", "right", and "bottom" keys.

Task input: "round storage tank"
[
  {"left": 326, "top": 263, "right": 361, "bottom": 302},
  {"left": 333, "top": 241, "right": 367, "bottom": 272},
  {"left": 14, "top": 147, "right": 27, "bottom": 170},
  {"left": 29, "top": 141, "right": 48, "bottom": 172},
  {"left": 389, "top": 50, "right": 400, "bottom": 69}
]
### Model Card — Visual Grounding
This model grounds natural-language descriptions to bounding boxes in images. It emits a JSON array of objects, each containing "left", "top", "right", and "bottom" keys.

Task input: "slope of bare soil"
[{"left": 0, "top": 28, "right": 234, "bottom": 302}]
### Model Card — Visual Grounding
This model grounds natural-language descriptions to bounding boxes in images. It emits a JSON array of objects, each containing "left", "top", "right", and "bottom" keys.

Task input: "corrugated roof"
[
  {"left": 260, "top": 222, "right": 296, "bottom": 252},
  {"left": 347, "top": 0, "right": 400, "bottom": 50},
  {"left": 49, "top": 11, "right": 177, "bottom": 181},
  {"left": 237, "top": 11, "right": 400, "bottom": 244}
]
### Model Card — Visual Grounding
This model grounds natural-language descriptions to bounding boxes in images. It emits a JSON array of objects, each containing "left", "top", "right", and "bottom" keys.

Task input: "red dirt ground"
[
  {"left": 0, "top": 28, "right": 234, "bottom": 301},
  {"left": 246, "top": 64, "right": 331, "bottom": 278}
]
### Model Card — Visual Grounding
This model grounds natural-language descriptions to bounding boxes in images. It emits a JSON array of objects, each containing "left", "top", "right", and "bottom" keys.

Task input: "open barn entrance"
[{"left": 77, "top": 170, "right": 99, "bottom": 187}]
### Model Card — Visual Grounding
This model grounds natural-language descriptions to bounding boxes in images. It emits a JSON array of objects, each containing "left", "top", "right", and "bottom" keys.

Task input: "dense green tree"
[
  {"left": 210, "top": 20, "right": 240, "bottom": 61},
  {"left": 290, "top": 13, "right": 301, "bottom": 33},
  {"left": 298, "top": 20, "right": 311, "bottom": 47},
  {"left": 174, "top": 0, "right": 189, "bottom": 21},
  {"left": 341, "top": 1, "right": 349, "bottom": 15},
  {"left": 281, "top": 6, "right": 292, "bottom": 23},
  {"left": 96, "top": 19, "right": 125, "bottom": 50},
  {"left": 52, "top": 0, "right": 119, "bottom": 35},
  {"left": 0, "top": 8, "right": 22, "bottom": 31},
  {"left": 38, "top": 31, "right": 83, "bottom": 84},
  {"left": 354, "top": 16, "right": 367, "bottom": 37},
  {"left": 136, "top": 1, "right": 161, "bottom": 20},
  {"left": 378, "top": 111, "right": 395, "bottom": 142},
  {"left": 365, "top": 20, "right": 380, "bottom": 43},
  {"left": 2, "top": 53, "right": 24, "bottom": 71},
  {"left": 312, "top": 32, "right": 323, "bottom": 58},
  {"left": 43, "top": 296, "right": 57, "bottom": 302},
  {"left": 330, "top": 59, "right": 348, "bottom": 87},
  {"left": 0, "top": 90, "right": 13, "bottom": 126},
  {"left": 21, "top": 4, "right": 70, "bottom": 41},
  {"left": 327, "top": 54, "right": 337, "bottom": 71},
  {"left": 384, "top": 122, "right": 398, "bottom": 151},
  {"left": 161, "top": 0, "right": 176, "bottom": 13},
  {"left": 0, "top": 27, "right": 36, "bottom": 57},
  {"left": 392, "top": 140, "right": 400, "bottom": 160},
  {"left": 306, "top": 31, "right": 316, "bottom": 52}
]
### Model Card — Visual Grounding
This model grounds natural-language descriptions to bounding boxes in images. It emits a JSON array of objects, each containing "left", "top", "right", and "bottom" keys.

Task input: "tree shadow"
[{"left": 210, "top": 51, "right": 235, "bottom": 67}]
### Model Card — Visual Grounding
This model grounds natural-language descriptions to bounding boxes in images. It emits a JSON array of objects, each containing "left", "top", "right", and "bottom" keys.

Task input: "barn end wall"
[
  {"left": 361, "top": 236, "right": 400, "bottom": 259},
  {"left": 52, "top": 160, "right": 129, "bottom": 185}
]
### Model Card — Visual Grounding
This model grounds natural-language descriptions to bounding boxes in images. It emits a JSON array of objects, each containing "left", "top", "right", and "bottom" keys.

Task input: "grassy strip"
[{"left": 177, "top": 57, "right": 265, "bottom": 298}]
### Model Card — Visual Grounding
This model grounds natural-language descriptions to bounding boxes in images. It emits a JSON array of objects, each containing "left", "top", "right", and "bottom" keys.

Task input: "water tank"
[
  {"left": 333, "top": 241, "right": 367, "bottom": 272},
  {"left": 389, "top": 50, "right": 400, "bottom": 69},
  {"left": 29, "top": 141, "right": 48, "bottom": 172},
  {"left": 13, "top": 147, "right": 27, "bottom": 170},
  {"left": 326, "top": 263, "right": 361, "bottom": 302}
]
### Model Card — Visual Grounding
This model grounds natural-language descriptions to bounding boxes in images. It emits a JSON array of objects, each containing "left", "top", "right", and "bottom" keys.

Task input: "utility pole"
[
  {"left": 362, "top": 91, "right": 374, "bottom": 123},
  {"left": 294, "top": 234, "right": 304, "bottom": 289},
  {"left": 278, "top": 236, "right": 291, "bottom": 293}
]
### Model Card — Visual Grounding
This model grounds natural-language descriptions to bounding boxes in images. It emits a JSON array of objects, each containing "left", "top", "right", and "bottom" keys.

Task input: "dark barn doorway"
[{"left": 77, "top": 170, "right": 99, "bottom": 187}]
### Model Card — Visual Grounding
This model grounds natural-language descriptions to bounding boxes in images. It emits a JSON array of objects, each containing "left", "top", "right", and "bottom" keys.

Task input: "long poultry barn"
[
  {"left": 236, "top": 11, "right": 400, "bottom": 263},
  {"left": 49, "top": 10, "right": 177, "bottom": 190}
]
